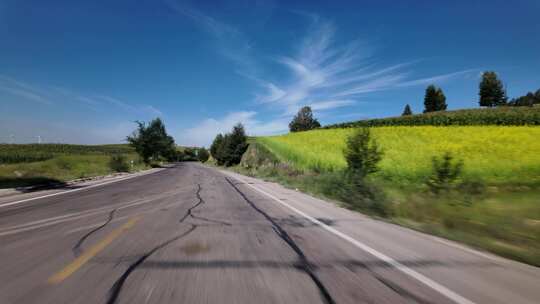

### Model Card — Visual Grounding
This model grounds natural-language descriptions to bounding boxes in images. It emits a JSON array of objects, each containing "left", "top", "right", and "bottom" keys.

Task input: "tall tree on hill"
[
  {"left": 126, "top": 118, "right": 175, "bottom": 164},
  {"left": 289, "top": 106, "right": 321, "bottom": 132},
  {"left": 423, "top": 85, "right": 447, "bottom": 113},
  {"left": 223, "top": 123, "right": 248, "bottom": 166},
  {"left": 479, "top": 71, "right": 507, "bottom": 107},
  {"left": 402, "top": 104, "right": 413, "bottom": 116}
]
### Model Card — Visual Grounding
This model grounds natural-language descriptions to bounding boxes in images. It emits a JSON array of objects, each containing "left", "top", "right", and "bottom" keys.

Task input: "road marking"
[
  {"left": 0, "top": 189, "right": 185, "bottom": 237},
  {"left": 47, "top": 216, "right": 141, "bottom": 284},
  {"left": 226, "top": 172, "right": 476, "bottom": 304},
  {"left": 0, "top": 168, "right": 164, "bottom": 209}
]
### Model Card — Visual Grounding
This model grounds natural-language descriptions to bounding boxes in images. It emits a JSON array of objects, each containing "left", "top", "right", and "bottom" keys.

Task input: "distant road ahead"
[{"left": 0, "top": 163, "right": 538, "bottom": 304}]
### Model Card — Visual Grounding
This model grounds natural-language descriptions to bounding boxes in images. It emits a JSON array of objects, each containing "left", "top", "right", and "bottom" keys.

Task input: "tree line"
[
  {"left": 402, "top": 71, "right": 540, "bottom": 116},
  {"left": 127, "top": 118, "right": 209, "bottom": 165}
]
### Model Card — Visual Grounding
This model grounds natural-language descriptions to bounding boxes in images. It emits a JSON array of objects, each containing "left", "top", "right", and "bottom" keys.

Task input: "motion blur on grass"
[{"left": 228, "top": 104, "right": 540, "bottom": 266}]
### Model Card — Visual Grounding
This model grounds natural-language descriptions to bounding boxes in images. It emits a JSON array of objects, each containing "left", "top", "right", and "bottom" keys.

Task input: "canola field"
[{"left": 256, "top": 126, "right": 540, "bottom": 186}]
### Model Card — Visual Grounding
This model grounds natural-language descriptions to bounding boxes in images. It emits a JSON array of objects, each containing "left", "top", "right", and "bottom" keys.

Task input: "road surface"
[{"left": 0, "top": 163, "right": 538, "bottom": 304}]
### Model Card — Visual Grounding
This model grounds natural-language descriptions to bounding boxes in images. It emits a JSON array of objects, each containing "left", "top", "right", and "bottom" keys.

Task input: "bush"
[
  {"left": 426, "top": 152, "right": 463, "bottom": 194},
  {"left": 343, "top": 128, "right": 383, "bottom": 178},
  {"left": 197, "top": 148, "right": 210, "bottom": 163},
  {"left": 109, "top": 154, "right": 130, "bottom": 172},
  {"left": 323, "top": 106, "right": 540, "bottom": 129},
  {"left": 335, "top": 174, "right": 388, "bottom": 216}
]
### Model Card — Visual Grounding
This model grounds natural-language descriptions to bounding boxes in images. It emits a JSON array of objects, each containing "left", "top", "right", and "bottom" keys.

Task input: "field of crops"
[
  {"left": 252, "top": 126, "right": 540, "bottom": 265},
  {"left": 257, "top": 126, "right": 540, "bottom": 186},
  {"left": 0, "top": 144, "right": 143, "bottom": 188},
  {"left": 323, "top": 105, "right": 540, "bottom": 129},
  {"left": 0, "top": 144, "right": 134, "bottom": 163}
]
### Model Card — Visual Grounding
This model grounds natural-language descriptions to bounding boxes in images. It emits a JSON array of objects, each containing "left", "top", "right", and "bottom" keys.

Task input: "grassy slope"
[
  {"left": 251, "top": 126, "right": 540, "bottom": 265},
  {"left": 0, "top": 144, "right": 147, "bottom": 188}
]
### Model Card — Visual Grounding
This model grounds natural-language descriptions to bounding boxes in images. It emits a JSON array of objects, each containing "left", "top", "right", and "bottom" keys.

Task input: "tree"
[
  {"left": 343, "top": 128, "right": 383, "bottom": 178},
  {"left": 210, "top": 134, "right": 225, "bottom": 165},
  {"left": 423, "top": 85, "right": 447, "bottom": 113},
  {"left": 210, "top": 123, "right": 248, "bottom": 166},
  {"left": 126, "top": 118, "right": 175, "bottom": 164},
  {"left": 197, "top": 148, "right": 210, "bottom": 163},
  {"left": 479, "top": 71, "right": 507, "bottom": 107},
  {"left": 402, "top": 104, "right": 413, "bottom": 116},
  {"left": 508, "top": 88, "right": 540, "bottom": 107},
  {"left": 289, "top": 106, "right": 321, "bottom": 132},
  {"left": 223, "top": 123, "right": 248, "bottom": 166}
]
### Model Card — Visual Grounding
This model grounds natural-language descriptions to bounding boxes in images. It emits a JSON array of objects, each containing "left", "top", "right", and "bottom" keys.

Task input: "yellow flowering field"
[{"left": 256, "top": 126, "right": 540, "bottom": 185}]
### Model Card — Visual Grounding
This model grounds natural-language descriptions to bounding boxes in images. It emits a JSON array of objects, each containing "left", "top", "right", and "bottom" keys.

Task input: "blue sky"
[{"left": 1, "top": 0, "right": 539, "bottom": 146}]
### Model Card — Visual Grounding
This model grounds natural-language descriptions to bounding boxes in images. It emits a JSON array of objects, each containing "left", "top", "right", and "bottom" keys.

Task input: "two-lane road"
[{"left": 0, "top": 163, "right": 538, "bottom": 303}]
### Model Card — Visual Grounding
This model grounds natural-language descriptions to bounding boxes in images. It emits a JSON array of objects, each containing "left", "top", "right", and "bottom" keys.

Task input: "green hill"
[{"left": 242, "top": 125, "right": 540, "bottom": 266}]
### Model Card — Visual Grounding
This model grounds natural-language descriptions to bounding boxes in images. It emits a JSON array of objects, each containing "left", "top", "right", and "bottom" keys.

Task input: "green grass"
[
  {"left": 248, "top": 126, "right": 540, "bottom": 265},
  {"left": 0, "top": 144, "right": 147, "bottom": 188},
  {"left": 257, "top": 126, "right": 540, "bottom": 186}
]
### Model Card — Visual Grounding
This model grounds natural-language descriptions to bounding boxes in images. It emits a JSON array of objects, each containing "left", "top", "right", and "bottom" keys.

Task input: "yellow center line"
[{"left": 48, "top": 216, "right": 141, "bottom": 284}]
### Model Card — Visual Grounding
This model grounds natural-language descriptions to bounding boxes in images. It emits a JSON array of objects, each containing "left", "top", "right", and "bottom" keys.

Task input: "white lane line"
[
  {"left": 0, "top": 168, "right": 164, "bottom": 209},
  {"left": 0, "top": 193, "right": 174, "bottom": 237},
  {"left": 226, "top": 172, "right": 476, "bottom": 304}
]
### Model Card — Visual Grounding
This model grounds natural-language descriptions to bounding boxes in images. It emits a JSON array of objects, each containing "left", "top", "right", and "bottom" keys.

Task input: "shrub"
[
  {"left": 426, "top": 152, "right": 463, "bottom": 194},
  {"left": 343, "top": 128, "right": 383, "bottom": 178},
  {"left": 336, "top": 174, "right": 388, "bottom": 216},
  {"left": 109, "top": 154, "right": 130, "bottom": 172},
  {"left": 197, "top": 148, "right": 210, "bottom": 163}
]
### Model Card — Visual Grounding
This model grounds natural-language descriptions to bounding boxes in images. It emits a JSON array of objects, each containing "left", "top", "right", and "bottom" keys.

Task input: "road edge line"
[
  {"left": 224, "top": 171, "right": 476, "bottom": 304},
  {"left": 0, "top": 168, "right": 166, "bottom": 209}
]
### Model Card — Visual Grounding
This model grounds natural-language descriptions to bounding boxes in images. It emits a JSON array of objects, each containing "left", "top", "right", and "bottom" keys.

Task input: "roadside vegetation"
[
  {"left": 0, "top": 144, "right": 146, "bottom": 188},
  {"left": 222, "top": 73, "right": 540, "bottom": 266},
  {"left": 0, "top": 118, "right": 208, "bottom": 189},
  {"left": 210, "top": 123, "right": 248, "bottom": 166}
]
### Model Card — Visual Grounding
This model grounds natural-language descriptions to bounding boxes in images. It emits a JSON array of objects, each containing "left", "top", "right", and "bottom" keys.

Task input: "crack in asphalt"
[
  {"left": 72, "top": 209, "right": 117, "bottom": 257},
  {"left": 105, "top": 224, "right": 197, "bottom": 304},
  {"left": 179, "top": 183, "right": 231, "bottom": 226},
  {"left": 106, "top": 183, "right": 213, "bottom": 304},
  {"left": 225, "top": 177, "right": 336, "bottom": 304}
]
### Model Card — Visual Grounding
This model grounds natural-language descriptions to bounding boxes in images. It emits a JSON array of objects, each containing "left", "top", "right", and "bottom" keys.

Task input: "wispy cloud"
[
  {"left": 0, "top": 75, "right": 52, "bottom": 105},
  {"left": 255, "top": 16, "right": 478, "bottom": 116},
  {"left": 0, "top": 75, "right": 162, "bottom": 117},
  {"left": 166, "top": 0, "right": 257, "bottom": 75}
]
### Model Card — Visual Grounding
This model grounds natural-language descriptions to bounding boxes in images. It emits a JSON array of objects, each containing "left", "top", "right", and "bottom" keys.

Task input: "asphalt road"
[{"left": 0, "top": 163, "right": 538, "bottom": 304}]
